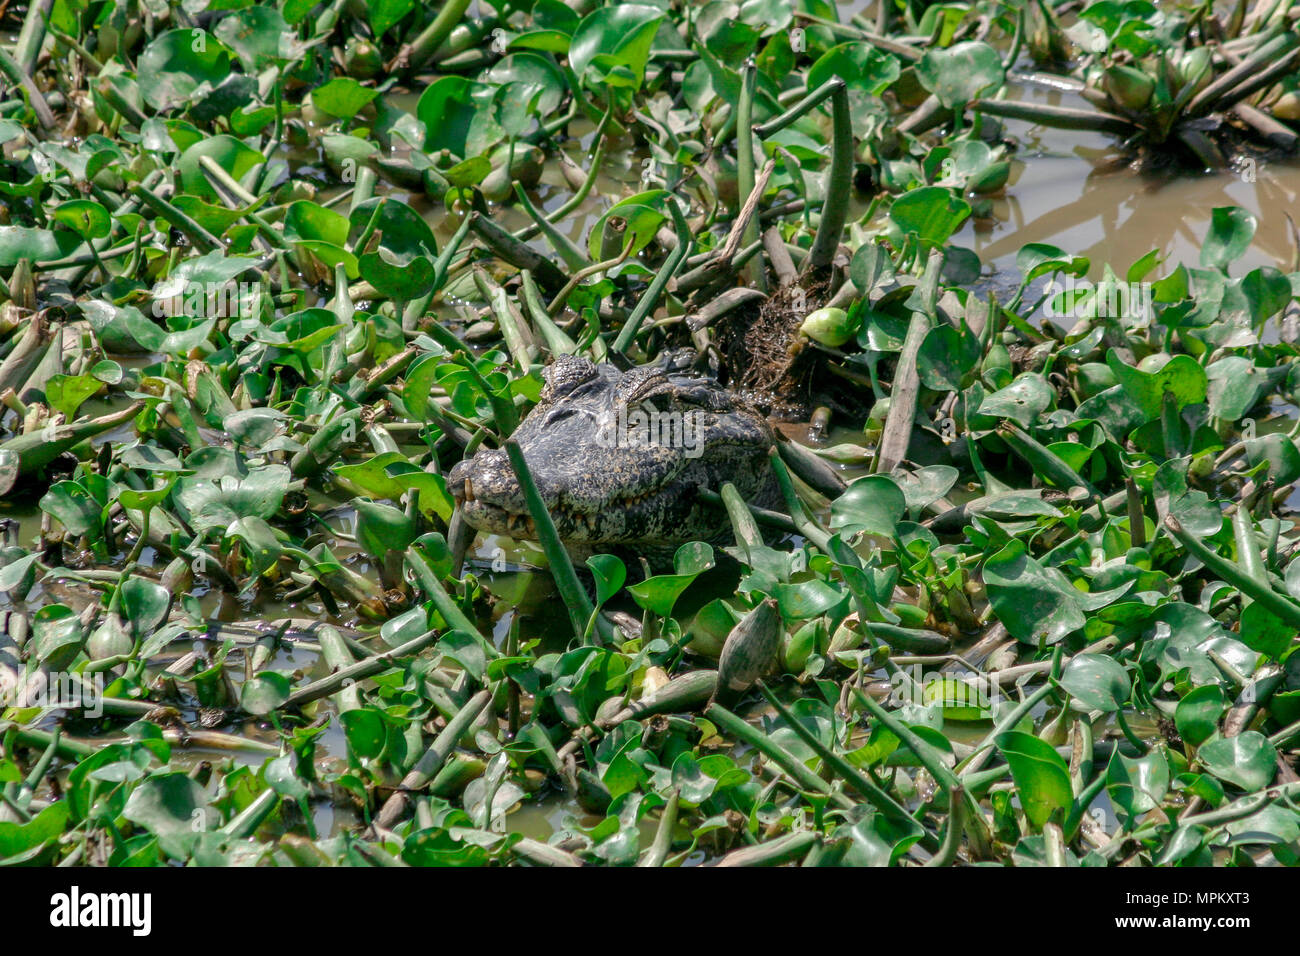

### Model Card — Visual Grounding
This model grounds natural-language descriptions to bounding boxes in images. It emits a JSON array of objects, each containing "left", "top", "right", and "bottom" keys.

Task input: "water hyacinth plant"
[{"left": 0, "top": 0, "right": 1296, "bottom": 876}]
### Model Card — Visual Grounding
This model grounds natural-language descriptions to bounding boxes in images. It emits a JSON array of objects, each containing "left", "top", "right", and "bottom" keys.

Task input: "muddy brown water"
[{"left": 963, "top": 79, "right": 1300, "bottom": 276}]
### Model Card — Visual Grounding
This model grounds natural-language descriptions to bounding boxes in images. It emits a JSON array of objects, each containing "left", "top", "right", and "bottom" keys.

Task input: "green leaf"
[
  {"left": 0, "top": 226, "right": 81, "bottom": 266},
  {"left": 241, "top": 671, "right": 291, "bottom": 715},
  {"left": 122, "top": 773, "right": 211, "bottom": 859},
  {"left": 348, "top": 197, "right": 438, "bottom": 261},
  {"left": 1058, "top": 655, "right": 1130, "bottom": 712},
  {"left": 1106, "top": 350, "right": 1207, "bottom": 420},
  {"left": 1106, "top": 749, "right": 1170, "bottom": 818},
  {"left": 51, "top": 200, "right": 111, "bottom": 239},
  {"left": 341, "top": 708, "right": 388, "bottom": 759},
  {"left": 1239, "top": 600, "right": 1296, "bottom": 659},
  {"left": 807, "top": 42, "right": 899, "bottom": 95},
  {"left": 889, "top": 185, "right": 971, "bottom": 249},
  {"left": 1175, "top": 684, "right": 1225, "bottom": 748},
  {"left": 587, "top": 554, "right": 627, "bottom": 606},
  {"left": 360, "top": 247, "right": 435, "bottom": 300},
  {"left": 121, "top": 575, "right": 171, "bottom": 639},
  {"left": 586, "top": 190, "right": 673, "bottom": 261},
  {"left": 1200, "top": 206, "right": 1257, "bottom": 271},
  {"left": 1222, "top": 804, "right": 1300, "bottom": 846},
  {"left": 569, "top": 4, "right": 665, "bottom": 89},
  {"left": 996, "top": 730, "right": 1073, "bottom": 830},
  {"left": 284, "top": 201, "right": 351, "bottom": 246},
  {"left": 483, "top": 52, "right": 568, "bottom": 118},
  {"left": 893, "top": 465, "right": 960, "bottom": 514},
  {"left": 265, "top": 752, "right": 310, "bottom": 802},
  {"left": 31, "top": 604, "right": 85, "bottom": 670},
  {"left": 367, "top": 0, "right": 414, "bottom": 36},
  {"left": 440, "top": 630, "right": 487, "bottom": 683},
  {"left": 1243, "top": 433, "right": 1300, "bottom": 486},
  {"left": 177, "top": 136, "right": 265, "bottom": 202},
  {"left": 213, "top": 7, "right": 301, "bottom": 71},
  {"left": 1198, "top": 731, "right": 1277, "bottom": 791},
  {"left": 627, "top": 543, "right": 715, "bottom": 617},
  {"left": 830, "top": 474, "right": 906, "bottom": 538},
  {"left": 0, "top": 802, "right": 69, "bottom": 863},
  {"left": 915, "top": 40, "right": 1005, "bottom": 108},
  {"left": 43, "top": 373, "right": 104, "bottom": 419},
  {"left": 774, "top": 578, "right": 848, "bottom": 620},
  {"left": 1016, "top": 243, "right": 1090, "bottom": 282},
  {"left": 312, "top": 77, "right": 380, "bottom": 119},
  {"left": 175, "top": 465, "right": 290, "bottom": 531},
  {"left": 354, "top": 498, "right": 418, "bottom": 557},
  {"left": 137, "top": 30, "right": 233, "bottom": 111},
  {"left": 1206, "top": 356, "right": 1279, "bottom": 421},
  {"left": 225, "top": 515, "right": 285, "bottom": 578},
  {"left": 978, "top": 373, "right": 1053, "bottom": 426},
  {"left": 40, "top": 480, "right": 106, "bottom": 540},
  {"left": 984, "top": 540, "right": 1086, "bottom": 645},
  {"left": 917, "top": 324, "right": 981, "bottom": 391},
  {"left": 417, "top": 77, "right": 500, "bottom": 157}
]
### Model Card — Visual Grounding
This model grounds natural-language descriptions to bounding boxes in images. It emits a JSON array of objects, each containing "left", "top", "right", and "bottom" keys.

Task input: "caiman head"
[{"left": 448, "top": 354, "right": 777, "bottom": 553}]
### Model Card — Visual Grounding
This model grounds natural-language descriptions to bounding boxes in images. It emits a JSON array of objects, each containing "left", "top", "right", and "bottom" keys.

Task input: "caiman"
[{"left": 448, "top": 353, "right": 780, "bottom": 560}]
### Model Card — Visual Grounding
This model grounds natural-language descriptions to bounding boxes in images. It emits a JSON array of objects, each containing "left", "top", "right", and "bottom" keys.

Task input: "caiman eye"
[
  {"left": 543, "top": 406, "right": 583, "bottom": 425},
  {"left": 667, "top": 384, "right": 716, "bottom": 408}
]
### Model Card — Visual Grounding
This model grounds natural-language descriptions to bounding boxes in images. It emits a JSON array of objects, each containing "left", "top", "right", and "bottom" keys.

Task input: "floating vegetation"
[{"left": 0, "top": 0, "right": 1298, "bottom": 872}]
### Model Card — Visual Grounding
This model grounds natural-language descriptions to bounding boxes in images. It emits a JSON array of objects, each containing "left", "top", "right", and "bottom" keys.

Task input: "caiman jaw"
[{"left": 451, "top": 470, "right": 682, "bottom": 543}]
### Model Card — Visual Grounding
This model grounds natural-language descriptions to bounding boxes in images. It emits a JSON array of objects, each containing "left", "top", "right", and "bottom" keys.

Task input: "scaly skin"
[{"left": 448, "top": 354, "right": 779, "bottom": 555}]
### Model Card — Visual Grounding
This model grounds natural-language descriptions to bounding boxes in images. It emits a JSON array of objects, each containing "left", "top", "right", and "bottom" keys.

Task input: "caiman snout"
[
  {"left": 447, "top": 457, "right": 476, "bottom": 504},
  {"left": 448, "top": 450, "right": 543, "bottom": 539},
  {"left": 448, "top": 450, "right": 524, "bottom": 510}
]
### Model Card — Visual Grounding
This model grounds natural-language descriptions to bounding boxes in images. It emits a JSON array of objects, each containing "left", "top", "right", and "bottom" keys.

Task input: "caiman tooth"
[{"left": 710, "top": 598, "right": 782, "bottom": 708}]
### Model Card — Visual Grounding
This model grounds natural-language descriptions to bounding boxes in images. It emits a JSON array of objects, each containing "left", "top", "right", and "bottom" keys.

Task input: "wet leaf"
[
  {"left": 889, "top": 186, "right": 971, "bottom": 249},
  {"left": 569, "top": 4, "right": 664, "bottom": 88},
  {"left": 241, "top": 671, "right": 292, "bottom": 715},
  {"left": 1200, "top": 206, "right": 1256, "bottom": 271},
  {"left": 996, "top": 730, "right": 1073, "bottom": 829},
  {"left": 983, "top": 540, "right": 1086, "bottom": 645},
  {"left": 123, "top": 773, "right": 211, "bottom": 859},
  {"left": 137, "top": 30, "right": 232, "bottom": 111},
  {"left": 1198, "top": 732, "right": 1276, "bottom": 791},
  {"left": 1059, "top": 655, "right": 1130, "bottom": 712},
  {"left": 1175, "top": 683, "right": 1225, "bottom": 747},
  {"left": 1106, "top": 749, "right": 1170, "bottom": 817},
  {"left": 830, "top": 475, "right": 906, "bottom": 537},
  {"left": 916, "top": 40, "right": 1005, "bottom": 108}
]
